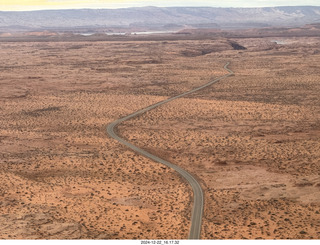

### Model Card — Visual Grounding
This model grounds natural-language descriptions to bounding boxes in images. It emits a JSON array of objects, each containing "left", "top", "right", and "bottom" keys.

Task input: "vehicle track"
[{"left": 107, "top": 62, "right": 234, "bottom": 239}]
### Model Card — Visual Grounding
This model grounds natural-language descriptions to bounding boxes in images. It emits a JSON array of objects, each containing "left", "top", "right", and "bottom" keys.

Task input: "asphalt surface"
[{"left": 107, "top": 62, "right": 234, "bottom": 239}]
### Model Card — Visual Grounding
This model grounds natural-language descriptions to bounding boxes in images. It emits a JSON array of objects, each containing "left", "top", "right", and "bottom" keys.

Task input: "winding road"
[{"left": 107, "top": 62, "right": 234, "bottom": 239}]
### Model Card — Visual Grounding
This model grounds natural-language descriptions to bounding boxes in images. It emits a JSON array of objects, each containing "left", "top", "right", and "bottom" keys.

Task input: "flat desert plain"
[{"left": 0, "top": 36, "right": 319, "bottom": 239}]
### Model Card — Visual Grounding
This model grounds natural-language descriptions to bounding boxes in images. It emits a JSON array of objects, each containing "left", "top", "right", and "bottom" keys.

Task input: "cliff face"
[{"left": 1, "top": 6, "right": 320, "bottom": 31}]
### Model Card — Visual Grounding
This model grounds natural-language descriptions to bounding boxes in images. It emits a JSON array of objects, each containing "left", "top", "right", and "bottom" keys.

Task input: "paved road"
[{"left": 107, "top": 62, "right": 234, "bottom": 239}]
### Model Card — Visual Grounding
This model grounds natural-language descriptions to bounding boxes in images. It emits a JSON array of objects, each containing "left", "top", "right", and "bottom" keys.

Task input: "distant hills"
[{"left": 1, "top": 6, "right": 320, "bottom": 32}]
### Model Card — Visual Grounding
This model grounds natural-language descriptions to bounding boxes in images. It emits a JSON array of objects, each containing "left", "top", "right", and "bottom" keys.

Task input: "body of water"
[{"left": 78, "top": 30, "right": 176, "bottom": 36}]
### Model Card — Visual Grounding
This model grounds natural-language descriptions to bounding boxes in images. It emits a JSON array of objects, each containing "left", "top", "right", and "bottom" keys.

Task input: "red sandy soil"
[{"left": 0, "top": 36, "right": 319, "bottom": 239}]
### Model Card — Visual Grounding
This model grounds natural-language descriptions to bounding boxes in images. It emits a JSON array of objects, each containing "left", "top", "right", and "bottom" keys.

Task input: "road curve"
[{"left": 107, "top": 62, "right": 234, "bottom": 239}]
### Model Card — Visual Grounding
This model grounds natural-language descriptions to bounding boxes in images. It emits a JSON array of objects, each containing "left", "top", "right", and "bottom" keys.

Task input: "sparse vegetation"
[{"left": 0, "top": 33, "right": 319, "bottom": 239}]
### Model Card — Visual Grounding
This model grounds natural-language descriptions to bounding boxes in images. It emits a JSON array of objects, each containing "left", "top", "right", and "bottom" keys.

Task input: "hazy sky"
[{"left": 1, "top": 0, "right": 320, "bottom": 11}]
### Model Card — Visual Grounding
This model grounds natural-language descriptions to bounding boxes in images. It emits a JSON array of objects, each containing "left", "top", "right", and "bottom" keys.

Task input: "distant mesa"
[{"left": 1, "top": 6, "right": 320, "bottom": 32}]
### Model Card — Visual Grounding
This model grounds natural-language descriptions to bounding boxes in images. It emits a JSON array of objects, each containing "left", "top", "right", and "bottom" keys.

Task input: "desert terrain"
[{"left": 0, "top": 33, "right": 319, "bottom": 239}]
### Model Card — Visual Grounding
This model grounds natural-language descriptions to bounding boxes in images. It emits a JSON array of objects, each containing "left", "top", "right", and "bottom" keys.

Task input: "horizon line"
[{"left": 1, "top": 5, "right": 320, "bottom": 12}]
